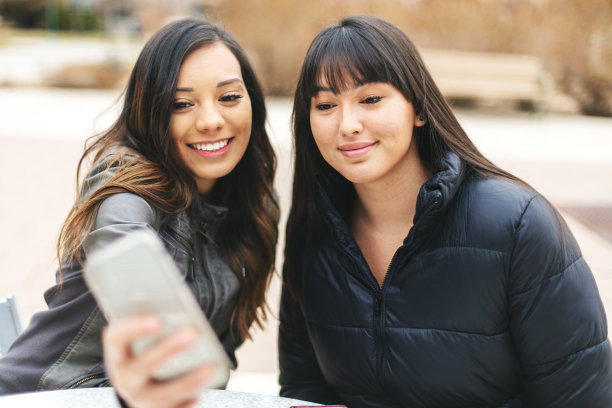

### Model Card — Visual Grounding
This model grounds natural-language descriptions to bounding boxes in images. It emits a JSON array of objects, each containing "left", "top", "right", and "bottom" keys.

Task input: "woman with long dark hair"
[
  {"left": 0, "top": 17, "right": 278, "bottom": 407},
  {"left": 280, "top": 14, "right": 611, "bottom": 408}
]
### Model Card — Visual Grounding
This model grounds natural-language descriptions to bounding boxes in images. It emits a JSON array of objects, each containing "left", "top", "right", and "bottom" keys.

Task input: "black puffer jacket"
[{"left": 279, "top": 152, "right": 612, "bottom": 408}]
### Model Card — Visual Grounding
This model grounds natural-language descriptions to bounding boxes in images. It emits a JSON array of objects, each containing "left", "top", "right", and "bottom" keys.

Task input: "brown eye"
[
  {"left": 220, "top": 94, "right": 243, "bottom": 102},
  {"left": 315, "top": 103, "right": 335, "bottom": 111},
  {"left": 362, "top": 96, "right": 382, "bottom": 104},
  {"left": 173, "top": 101, "right": 192, "bottom": 110}
]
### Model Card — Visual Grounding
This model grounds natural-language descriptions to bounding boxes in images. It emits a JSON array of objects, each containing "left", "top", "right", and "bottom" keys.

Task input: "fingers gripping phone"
[{"left": 84, "top": 228, "right": 231, "bottom": 388}]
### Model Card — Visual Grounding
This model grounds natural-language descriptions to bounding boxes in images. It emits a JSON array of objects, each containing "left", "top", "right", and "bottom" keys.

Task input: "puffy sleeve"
[{"left": 508, "top": 195, "right": 612, "bottom": 407}]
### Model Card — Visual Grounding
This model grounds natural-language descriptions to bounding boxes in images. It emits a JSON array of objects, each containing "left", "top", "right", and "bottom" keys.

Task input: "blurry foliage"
[
  {"left": 215, "top": 0, "right": 612, "bottom": 116},
  {"left": 57, "top": 6, "right": 101, "bottom": 31},
  {"left": 0, "top": 0, "right": 46, "bottom": 28},
  {"left": 1, "top": 0, "right": 102, "bottom": 31}
]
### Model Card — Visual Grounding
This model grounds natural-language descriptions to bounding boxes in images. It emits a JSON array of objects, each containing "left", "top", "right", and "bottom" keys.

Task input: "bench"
[
  {"left": 0, "top": 294, "right": 23, "bottom": 356},
  {"left": 420, "top": 48, "right": 550, "bottom": 111}
]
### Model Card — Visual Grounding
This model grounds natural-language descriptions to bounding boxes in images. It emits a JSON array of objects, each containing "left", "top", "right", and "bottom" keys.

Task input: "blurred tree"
[
  {"left": 0, "top": 0, "right": 103, "bottom": 31},
  {"left": 534, "top": 0, "right": 612, "bottom": 116},
  {"left": 214, "top": 0, "right": 612, "bottom": 115},
  {"left": 0, "top": 0, "right": 46, "bottom": 28}
]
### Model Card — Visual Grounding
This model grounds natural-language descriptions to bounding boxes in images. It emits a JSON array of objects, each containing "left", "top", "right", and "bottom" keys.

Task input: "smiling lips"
[
  {"left": 338, "top": 141, "right": 378, "bottom": 158},
  {"left": 188, "top": 138, "right": 233, "bottom": 157}
]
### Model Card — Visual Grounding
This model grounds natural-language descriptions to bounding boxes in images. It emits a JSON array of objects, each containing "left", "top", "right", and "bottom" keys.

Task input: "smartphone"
[{"left": 83, "top": 228, "right": 231, "bottom": 388}]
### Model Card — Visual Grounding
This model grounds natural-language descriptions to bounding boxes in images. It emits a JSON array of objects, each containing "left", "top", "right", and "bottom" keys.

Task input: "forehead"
[{"left": 178, "top": 42, "right": 242, "bottom": 80}]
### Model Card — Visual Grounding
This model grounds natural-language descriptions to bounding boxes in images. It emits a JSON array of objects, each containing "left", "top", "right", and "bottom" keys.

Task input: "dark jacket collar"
[
  {"left": 413, "top": 151, "right": 465, "bottom": 229},
  {"left": 315, "top": 151, "right": 466, "bottom": 247},
  {"left": 191, "top": 195, "right": 229, "bottom": 237}
]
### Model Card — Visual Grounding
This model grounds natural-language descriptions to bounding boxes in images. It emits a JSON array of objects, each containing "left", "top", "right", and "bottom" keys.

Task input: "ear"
[{"left": 414, "top": 114, "right": 427, "bottom": 127}]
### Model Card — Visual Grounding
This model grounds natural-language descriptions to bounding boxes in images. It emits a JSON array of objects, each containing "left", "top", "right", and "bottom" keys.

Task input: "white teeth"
[{"left": 191, "top": 139, "right": 230, "bottom": 152}]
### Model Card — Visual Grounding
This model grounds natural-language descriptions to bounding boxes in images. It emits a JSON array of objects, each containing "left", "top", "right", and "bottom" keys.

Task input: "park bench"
[
  {"left": 0, "top": 294, "right": 23, "bottom": 356},
  {"left": 420, "top": 48, "right": 550, "bottom": 111}
]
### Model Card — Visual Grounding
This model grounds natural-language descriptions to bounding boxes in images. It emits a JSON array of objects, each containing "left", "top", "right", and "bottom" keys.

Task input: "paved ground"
[{"left": 0, "top": 88, "right": 611, "bottom": 395}]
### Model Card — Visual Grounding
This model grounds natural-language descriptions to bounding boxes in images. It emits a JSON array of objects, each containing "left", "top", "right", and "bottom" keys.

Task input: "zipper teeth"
[
  {"left": 342, "top": 239, "right": 402, "bottom": 388},
  {"left": 200, "top": 230, "right": 216, "bottom": 316},
  {"left": 70, "top": 374, "right": 104, "bottom": 389},
  {"left": 376, "top": 253, "right": 400, "bottom": 385},
  {"left": 333, "top": 211, "right": 405, "bottom": 387},
  {"left": 342, "top": 249, "right": 386, "bottom": 386}
]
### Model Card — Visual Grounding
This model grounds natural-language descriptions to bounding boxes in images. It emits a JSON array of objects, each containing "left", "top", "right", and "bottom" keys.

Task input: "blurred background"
[
  {"left": 1, "top": 0, "right": 612, "bottom": 114},
  {"left": 1, "top": 0, "right": 611, "bottom": 397}
]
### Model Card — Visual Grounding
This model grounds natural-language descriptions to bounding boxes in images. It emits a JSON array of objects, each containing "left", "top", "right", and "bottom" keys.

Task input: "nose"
[
  {"left": 195, "top": 104, "right": 224, "bottom": 132},
  {"left": 339, "top": 104, "right": 362, "bottom": 136}
]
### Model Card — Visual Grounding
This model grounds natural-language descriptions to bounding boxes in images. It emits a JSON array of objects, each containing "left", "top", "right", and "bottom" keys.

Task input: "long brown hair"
[
  {"left": 58, "top": 18, "right": 278, "bottom": 339},
  {"left": 285, "top": 14, "right": 535, "bottom": 302}
]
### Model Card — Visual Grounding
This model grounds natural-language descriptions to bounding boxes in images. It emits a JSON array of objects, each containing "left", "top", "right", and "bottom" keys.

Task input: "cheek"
[
  {"left": 309, "top": 115, "right": 334, "bottom": 150},
  {"left": 376, "top": 109, "right": 414, "bottom": 144},
  {"left": 236, "top": 103, "right": 253, "bottom": 136}
]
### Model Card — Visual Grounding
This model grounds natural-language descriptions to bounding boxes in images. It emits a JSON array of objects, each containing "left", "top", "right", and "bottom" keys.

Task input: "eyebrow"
[
  {"left": 217, "top": 78, "right": 244, "bottom": 88},
  {"left": 176, "top": 78, "right": 244, "bottom": 93}
]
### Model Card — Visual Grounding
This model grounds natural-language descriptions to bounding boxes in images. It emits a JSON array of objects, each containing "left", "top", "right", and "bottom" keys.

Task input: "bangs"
[{"left": 305, "top": 26, "right": 397, "bottom": 96}]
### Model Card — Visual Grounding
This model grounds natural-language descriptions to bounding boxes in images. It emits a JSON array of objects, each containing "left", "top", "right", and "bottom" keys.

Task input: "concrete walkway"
[{"left": 0, "top": 88, "right": 611, "bottom": 396}]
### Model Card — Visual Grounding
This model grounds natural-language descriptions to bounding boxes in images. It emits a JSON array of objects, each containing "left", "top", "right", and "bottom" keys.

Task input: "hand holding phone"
[{"left": 84, "top": 228, "right": 231, "bottom": 388}]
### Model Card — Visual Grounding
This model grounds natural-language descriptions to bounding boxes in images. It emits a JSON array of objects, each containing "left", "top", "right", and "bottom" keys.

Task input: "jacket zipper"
[
  {"left": 340, "top": 246, "right": 389, "bottom": 387},
  {"left": 199, "top": 226, "right": 216, "bottom": 316},
  {"left": 69, "top": 374, "right": 105, "bottom": 389},
  {"left": 375, "top": 250, "right": 403, "bottom": 388},
  {"left": 338, "top": 230, "right": 413, "bottom": 390}
]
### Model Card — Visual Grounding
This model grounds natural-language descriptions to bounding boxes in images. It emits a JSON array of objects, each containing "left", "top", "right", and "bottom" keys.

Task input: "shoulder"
[
  {"left": 80, "top": 145, "right": 143, "bottom": 200},
  {"left": 462, "top": 176, "right": 570, "bottom": 244},
  {"left": 462, "top": 176, "right": 581, "bottom": 277},
  {"left": 447, "top": 176, "right": 573, "bottom": 254},
  {"left": 83, "top": 193, "right": 164, "bottom": 256},
  {"left": 85, "top": 146, "right": 164, "bottom": 237},
  {"left": 445, "top": 176, "right": 535, "bottom": 248},
  {"left": 459, "top": 175, "right": 537, "bottom": 219},
  {"left": 81, "top": 146, "right": 164, "bottom": 226},
  {"left": 95, "top": 192, "right": 160, "bottom": 227},
  {"left": 446, "top": 174, "right": 583, "bottom": 290}
]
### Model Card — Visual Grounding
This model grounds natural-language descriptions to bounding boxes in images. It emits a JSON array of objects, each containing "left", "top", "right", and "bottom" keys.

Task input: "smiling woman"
[
  {"left": 280, "top": 14, "right": 612, "bottom": 408},
  {"left": 0, "top": 17, "right": 279, "bottom": 408},
  {"left": 310, "top": 81, "right": 428, "bottom": 191},
  {"left": 171, "top": 43, "right": 253, "bottom": 195}
]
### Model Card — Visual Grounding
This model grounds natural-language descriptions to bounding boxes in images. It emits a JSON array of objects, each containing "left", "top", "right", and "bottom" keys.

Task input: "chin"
[{"left": 339, "top": 173, "right": 374, "bottom": 185}]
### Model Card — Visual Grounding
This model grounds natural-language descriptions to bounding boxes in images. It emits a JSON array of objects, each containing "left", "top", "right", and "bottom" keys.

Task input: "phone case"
[{"left": 84, "top": 228, "right": 231, "bottom": 387}]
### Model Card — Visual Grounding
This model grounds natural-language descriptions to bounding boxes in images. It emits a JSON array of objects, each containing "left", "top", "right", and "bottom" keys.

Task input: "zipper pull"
[{"left": 242, "top": 266, "right": 247, "bottom": 277}]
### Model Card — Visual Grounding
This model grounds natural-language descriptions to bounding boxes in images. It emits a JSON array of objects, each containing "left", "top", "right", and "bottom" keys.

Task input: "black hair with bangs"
[
  {"left": 301, "top": 15, "right": 425, "bottom": 111},
  {"left": 284, "top": 14, "right": 529, "bottom": 305}
]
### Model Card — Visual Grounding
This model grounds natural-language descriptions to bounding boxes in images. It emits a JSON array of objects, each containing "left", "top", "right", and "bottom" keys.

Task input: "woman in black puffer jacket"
[{"left": 279, "top": 14, "right": 612, "bottom": 408}]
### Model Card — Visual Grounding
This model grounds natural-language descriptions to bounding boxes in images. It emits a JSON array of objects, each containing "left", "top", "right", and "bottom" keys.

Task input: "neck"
[
  {"left": 352, "top": 153, "right": 431, "bottom": 234},
  {"left": 196, "top": 179, "right": 216, "bottom": 198}
]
